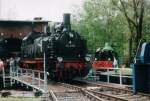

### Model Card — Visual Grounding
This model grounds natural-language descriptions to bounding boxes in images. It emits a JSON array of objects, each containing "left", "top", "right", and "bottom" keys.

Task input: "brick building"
[{"left": 0, "top": 20, "right": 49, "bottom": 39}]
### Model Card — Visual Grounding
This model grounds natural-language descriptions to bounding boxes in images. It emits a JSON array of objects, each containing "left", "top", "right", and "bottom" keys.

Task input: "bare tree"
[{"left": 112, "top": 0, "right": 145, "bottom": 64}]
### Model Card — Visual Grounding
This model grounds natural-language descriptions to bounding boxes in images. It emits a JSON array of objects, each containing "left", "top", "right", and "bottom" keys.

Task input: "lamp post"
[
  {"left": 42, "top": 35, "right": 48, "bottom": 97},
  {"left": 43, "top": 47, "right": 47, "bottom": 93}
]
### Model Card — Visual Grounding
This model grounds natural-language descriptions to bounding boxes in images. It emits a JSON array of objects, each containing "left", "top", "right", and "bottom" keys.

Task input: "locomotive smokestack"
[{"left": 63, "top": 13, "right": 71, "bottom": 30}]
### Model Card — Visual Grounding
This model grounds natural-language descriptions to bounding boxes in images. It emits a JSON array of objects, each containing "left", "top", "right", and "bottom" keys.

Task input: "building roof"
[
  {"left": 0, "top": 19, "right": 50, "bottom": 23},
  {"left": 0, "top": 19, "right": 50, "bottom": 39}
]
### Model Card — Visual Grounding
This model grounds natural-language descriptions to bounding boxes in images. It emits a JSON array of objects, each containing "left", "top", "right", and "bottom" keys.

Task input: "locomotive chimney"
[{"left": 63, "top": 13, "right": 71, "bottom": 30}]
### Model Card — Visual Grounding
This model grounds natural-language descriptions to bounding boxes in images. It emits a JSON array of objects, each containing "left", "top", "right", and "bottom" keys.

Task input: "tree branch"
[
  {"left": 120, "top": 0, "right": 136, "bottom": 28},
  {"left": 138, "top": 0, "right": 145, "bottom": 37}
]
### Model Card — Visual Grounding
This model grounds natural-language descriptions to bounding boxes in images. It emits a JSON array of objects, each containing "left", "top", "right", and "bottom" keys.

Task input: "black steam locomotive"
[{"left": 21, "top": 14, "right": 91, "bottom": 80}]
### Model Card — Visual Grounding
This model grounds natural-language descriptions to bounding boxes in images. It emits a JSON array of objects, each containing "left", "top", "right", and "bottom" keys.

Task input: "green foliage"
[
  {"left": 71, "top": 0, "right": 150, "bottom": 64},
  {"left": 72, "top": 0, "right": 128, "bottom": 57},
  {"left": 143, "top": 0, "right": 150, "bottom": 40}
]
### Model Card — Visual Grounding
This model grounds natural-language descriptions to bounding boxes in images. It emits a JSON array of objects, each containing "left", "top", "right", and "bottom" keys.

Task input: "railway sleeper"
[
  {"left": 81, "top": 90, "right": 105, "bottom": 101},
  {"left": 88, "top": 89, "right": 129, "bottom": 101},
  {"left": 85, "top": 81, "right": 132, "bottom": 93},
  {"left": 52, "top": 82, "right": 104, "bottom": 101}
]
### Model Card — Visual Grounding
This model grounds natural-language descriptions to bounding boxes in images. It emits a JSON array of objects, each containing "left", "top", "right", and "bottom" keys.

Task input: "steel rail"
[
  {"left": 59, "top": 82, "right": 130, "bottom": 101},
  {"left": 79, "top": 80, "right": 150, "bottom": 101},
  {"left": 49, "top": 90, "right": 59, "bottom": 101},
  {"left": 88, "top": 89, "right": 129, "bottom": 101},
  {"left": 57, "top": 82, "right": 105, "bottom": 101},
  {"left": 82, "top": 80, "right": 150, "bottom": 98}
]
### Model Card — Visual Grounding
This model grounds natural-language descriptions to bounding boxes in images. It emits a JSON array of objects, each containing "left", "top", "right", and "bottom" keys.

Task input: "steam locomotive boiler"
[{"left": 21, "top": 14, "right": 91, "bottom": 80}]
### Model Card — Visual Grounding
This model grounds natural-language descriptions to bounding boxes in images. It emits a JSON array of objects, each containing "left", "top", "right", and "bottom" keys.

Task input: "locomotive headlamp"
[
  {"left": 69, "top": 32, "right": 74, "bottom": 38},
  {"left": 63, "top": 28, "right": 67, "bottom": 32},
  {"left": 57, "top": 57, "right": 63, "bottom": 62},
  {"left": 85, "top": 54, "right": 91, "bottom": 62},
  {"left": 47, "top": 72, "right": 49, "bottom": 76},
  {"left": 85, "top": 56, "right": 91, "bottom": 61}
]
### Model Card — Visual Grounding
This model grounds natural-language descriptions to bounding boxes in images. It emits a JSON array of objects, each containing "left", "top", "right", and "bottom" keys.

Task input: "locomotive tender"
[{"left": 21, "top": 14, "right": 91, "bottom": 80}]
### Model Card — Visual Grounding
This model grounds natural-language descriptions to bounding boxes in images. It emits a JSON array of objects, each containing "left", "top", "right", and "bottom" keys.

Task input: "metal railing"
[
  {"left": 2, "top": 67, "right": 12, "bottom": 88},
  {"left": 87, "top": 68, "right": 132, "bottom": 85},
  {"left": 96, "top": 68, "right": 123, "bottom": 85},
  {"left": 10, "top": 67, "right": 47, "bottom": 93}
]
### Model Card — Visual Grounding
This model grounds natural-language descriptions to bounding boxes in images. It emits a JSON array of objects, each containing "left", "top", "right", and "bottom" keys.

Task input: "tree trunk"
[{"left": 129, "top": 37, "right": 133, "bottom": 64}]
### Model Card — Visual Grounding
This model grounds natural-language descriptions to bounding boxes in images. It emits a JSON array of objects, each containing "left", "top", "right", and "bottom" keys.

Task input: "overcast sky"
[{"left": 0, "top": 0, "right": 84, "bottom": 21}]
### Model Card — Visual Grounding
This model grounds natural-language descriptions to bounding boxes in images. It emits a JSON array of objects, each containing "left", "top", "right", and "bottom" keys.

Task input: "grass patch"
[
  {"left": 116, "top": 68, "right": 132, "bottom": 75},
  {"left": 0, "top": 97, "right": 41, "bottom": 101},
  {"left": 107, "top": 68, "right": 132, "bottom": 75}
]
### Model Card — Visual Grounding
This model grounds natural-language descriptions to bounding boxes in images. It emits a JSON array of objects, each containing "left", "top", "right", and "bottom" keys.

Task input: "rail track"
[
  {"left": 70, "top": 80, "right": 150, "bottom": 101},
  {"left": 48, "top": 81, "right": 104, "bottom": 101},
  {"left": 44, "top": 80, "right": 150, "bottom": 101}
]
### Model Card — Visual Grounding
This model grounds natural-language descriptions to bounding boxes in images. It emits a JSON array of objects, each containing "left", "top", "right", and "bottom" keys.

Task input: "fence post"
[
  {"left": 33, "top": 70, "right": 35, "bottom": 85},
  {"left": 119, "top": 68, "right": 122, "bottom": 85},
  {"left": 17, "top": 68, "right": 18, "bottom": 78},
  {"left": 20, "top": 68, "right": 22, "bottom": 76},
  {"left": 38, "top": 71, "right": 41, "bottom": 87},
  {"left": 3, "top": 67, "right": 5, "bottom": 88},
  {"left": 10, "top": 65, "right": 13, "bottom": 86},
  {"left": 26, "top": 69, "right": 28, "bottom": 76},
  {"left": 107, "top": 69, "right": 110, "bottom": 83}
]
